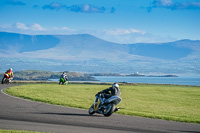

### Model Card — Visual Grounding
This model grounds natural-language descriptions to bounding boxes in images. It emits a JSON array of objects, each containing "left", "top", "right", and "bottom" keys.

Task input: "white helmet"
[{"left": 112, "top": 82, "right": 119, "bottom": 88}]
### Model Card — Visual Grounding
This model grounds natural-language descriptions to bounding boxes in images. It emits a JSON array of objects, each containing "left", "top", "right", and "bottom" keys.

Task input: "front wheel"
[
  {"left": 2, "top": 77, "right": 6, "bottom": 84},
  {"left": 103, "top": 104, "right": 115, "bottom": 117},
  {"left": 89, "top": 104, "right": 95, "bottom": 115}
]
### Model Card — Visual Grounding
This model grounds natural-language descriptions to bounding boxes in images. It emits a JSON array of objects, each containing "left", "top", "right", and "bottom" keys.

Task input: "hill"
[
  {"left": 0, "top": 32, "right": 59, "bottom": 53},
  {"left": 0, "top": 70, "right": 95, "bottom": 81},
  {"left": 127, "top": 40, "right": 195, "bottom": 60},
  {"left": 0, "top": 32, "right": 200, "bottom": 74}
]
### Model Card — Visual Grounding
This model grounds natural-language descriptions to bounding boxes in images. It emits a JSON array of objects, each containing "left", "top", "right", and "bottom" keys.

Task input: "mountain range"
[{"left": 0, "top": 32, "right": 199, "bottom": 74}]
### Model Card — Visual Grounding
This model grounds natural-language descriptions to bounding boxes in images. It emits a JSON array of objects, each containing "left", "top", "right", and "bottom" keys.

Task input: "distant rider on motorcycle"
[
  {"left": 60, "top": 72, "right": 68, "bottom": 83},
  {"left": 97, "top": 83, "right": 121, "bottom": 105},
  {"left": 6, "top": 68, "right": 14, "bottom": 81}
]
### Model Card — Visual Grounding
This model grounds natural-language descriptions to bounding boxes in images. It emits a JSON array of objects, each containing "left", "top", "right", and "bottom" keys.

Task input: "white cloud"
[
  {"left": 149, "top": 0, "right": 200, "bottom": 11},
  {"left": 83, "top": 4, "right": 90, "bottom": 12},
  {"left": 66, "top": 4, "right": 106, "bottom": 13},
  {"left": 15, "top": 22, "right": 29, "bottom": 30},
  {"left": 11, "top": 22, "right": 45, "bottom": 31},
  {"left": 50, "top": 26, "right": 75, "bottom": 34},
  {"left": 0, "top": 22, "right": 46, "bottom": 34},
  {"left": 0, "top": 22, "right": 77, "bottom": 35},
  {"left": 30, "top": 23, "right": 45, "bottom": 31},
  {"left": 61, "top": 27, "right": 69, "bottom": 30},
  {"left": 58, "top": 26, "right": 74, "bottom": 31},
  {"left": 105, "top": 28, "right": 146, "bottom": 36},
  {"left": 159, "top": 0, "right": 173, "bottom": 6},
  {"left": 42, "top": 2, "right": 64, "bottom": 10}
]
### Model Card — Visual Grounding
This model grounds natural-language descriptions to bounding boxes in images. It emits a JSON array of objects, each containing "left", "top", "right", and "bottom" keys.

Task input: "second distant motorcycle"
[{"left": 59, "top": 72, "right": 68, "bottom": 85}]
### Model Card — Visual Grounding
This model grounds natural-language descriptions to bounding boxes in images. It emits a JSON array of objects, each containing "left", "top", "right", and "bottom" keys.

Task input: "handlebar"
[{"left": 95, "top": 92, "right": 103, "bottom": 97}]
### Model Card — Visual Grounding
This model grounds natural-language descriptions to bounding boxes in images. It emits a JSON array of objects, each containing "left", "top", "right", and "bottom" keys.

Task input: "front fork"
[{"left": 93, "top": 97, "right": 100, "bottom": 111}]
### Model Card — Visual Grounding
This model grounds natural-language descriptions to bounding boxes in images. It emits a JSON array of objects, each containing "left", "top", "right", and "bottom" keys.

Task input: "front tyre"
[
  {"left": 2, "top": 77, "right": 6, "bottom": 84},
  {"left": 103, "top": 104, "right": 115, "bottom": 117},
  {"left": 89, "top": 104, "right": 95, "bottom": 115}
]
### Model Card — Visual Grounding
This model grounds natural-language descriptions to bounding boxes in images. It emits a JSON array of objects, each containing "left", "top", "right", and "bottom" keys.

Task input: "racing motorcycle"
[
  {"left": 89, "top": 92, "right": 122, "bottom": 117},
  {"left": 59, "top": 77, "right": 68, "bottom": 85},
  {"left": 2, "top": 73, "right": 11, "bottom": 84}
]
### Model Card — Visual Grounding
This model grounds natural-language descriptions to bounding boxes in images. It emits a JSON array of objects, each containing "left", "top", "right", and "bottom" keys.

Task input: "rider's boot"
[{"left": 114, "top": 107, "right": 120, "bottom": 112}]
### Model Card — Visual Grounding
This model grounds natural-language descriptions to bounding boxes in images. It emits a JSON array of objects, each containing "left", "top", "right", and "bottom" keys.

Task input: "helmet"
[
  {"left": 9, "top": 68, "right": 12, "bottom": 71},
  {"left": 112, "top": 82, "right": 119, "bottom": 88}
]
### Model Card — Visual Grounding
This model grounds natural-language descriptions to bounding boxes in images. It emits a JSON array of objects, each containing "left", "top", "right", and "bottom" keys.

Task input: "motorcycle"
[
  {"left": 59, "top": 78, "right": 68, "bottom": 85},
  {"left": 2, "top": 73, "right": 11, "bottom": 84},
  {"left": 89, "top": 92, "right": 122, "bottom": 117}
]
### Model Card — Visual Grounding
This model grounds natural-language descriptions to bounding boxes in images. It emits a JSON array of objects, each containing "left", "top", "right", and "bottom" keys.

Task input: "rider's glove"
[{"left": 95, "top": 92, "right": 101, "bottom": 96}]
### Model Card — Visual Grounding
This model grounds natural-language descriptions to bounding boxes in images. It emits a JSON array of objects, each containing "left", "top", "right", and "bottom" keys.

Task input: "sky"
[{"left": 0, "top": 0, "right": 200, "bottom": 44}]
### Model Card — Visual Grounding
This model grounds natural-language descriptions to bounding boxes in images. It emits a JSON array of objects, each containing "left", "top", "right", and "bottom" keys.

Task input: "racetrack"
[{"left": 0, "top": 84, "right": 200, "bottom": 133}]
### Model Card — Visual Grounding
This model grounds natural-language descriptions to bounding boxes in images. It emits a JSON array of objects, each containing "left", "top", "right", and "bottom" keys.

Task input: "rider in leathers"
[
  {"left": 60, "top": 72, "right": 68, "bottom": 83},
  {"left": 5, "top": 68, "right": 14, "bottom": 82},
  {"left": 97, "top": 83, "right": 121, "bottom": 104}
]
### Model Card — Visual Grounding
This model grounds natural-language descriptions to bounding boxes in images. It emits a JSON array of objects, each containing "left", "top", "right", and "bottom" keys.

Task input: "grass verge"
[{"left": 4, "top": 83, "right": 200, "bottom": 124}]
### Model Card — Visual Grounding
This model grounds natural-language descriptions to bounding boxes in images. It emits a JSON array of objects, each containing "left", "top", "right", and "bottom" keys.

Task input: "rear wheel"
[
  {"left": 89, "top": 104, "right": 95, "bottom": 115},
  {"left": 103, "top": 104, "right": 115, "bottom": 117}
]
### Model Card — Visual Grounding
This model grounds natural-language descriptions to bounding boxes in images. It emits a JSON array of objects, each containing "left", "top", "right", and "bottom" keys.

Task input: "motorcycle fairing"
[
  {"left": 60, "top": 78, "right": 65, "bottom": 82},
  {"left": 105, "top": 96, "right": 121, "bottom": 105},
  {"left": 4, "top": 74, "right": 9, "bottom": 78}
]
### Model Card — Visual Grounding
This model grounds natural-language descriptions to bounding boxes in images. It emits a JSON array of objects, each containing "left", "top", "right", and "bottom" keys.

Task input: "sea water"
[
  {"left": 49, "top": 75, "right": 200, "bottom": 86},
  {"left": 93, "top": 75, "right": 200, "bottom": 86}
]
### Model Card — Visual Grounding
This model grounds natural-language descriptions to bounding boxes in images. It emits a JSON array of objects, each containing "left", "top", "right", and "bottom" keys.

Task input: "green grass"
[
  {"left": 4, "top": 83, "right": 200, "bottom": 123},
  {"left": 0, "top": 129, "right": 50, "bottom": 133}
]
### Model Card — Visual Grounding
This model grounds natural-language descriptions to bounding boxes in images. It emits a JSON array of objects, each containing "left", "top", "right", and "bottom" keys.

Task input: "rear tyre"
[
  {"left": 103, "top": 104, "right": 115, "bottom": 117},
  {"left": 89, "top": 104, "right": 95, "bottom": 115}
]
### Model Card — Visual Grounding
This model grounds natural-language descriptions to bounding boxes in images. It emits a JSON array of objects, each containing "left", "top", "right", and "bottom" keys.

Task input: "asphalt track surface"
[{"left": 0, "top": 84, "right": 200, "bottom": 133}]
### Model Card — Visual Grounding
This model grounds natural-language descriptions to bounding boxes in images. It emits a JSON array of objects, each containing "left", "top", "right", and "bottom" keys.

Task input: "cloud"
[
  {"left": 67, "top": 4, "right": 116, "bottom": 13},
  {"left": 105, "top": 28, "right": 146, "bottom": 36},
  {"left": 66, "top": 4, "right": 106, "bottom": 13},
  {"left": 42, "top": 2, "right": 64, "bottom": 10},
  {"left": 51, "top": 26, "right": 75, "bottom": 33},
  {"left": 37, "top": 2, "right": 114, "bottom": 13},
  {"left": 13, "top": 22, "right": 45, "bottom": 31},
  {"left": 0, "top": 22, "right": 46, "bottom": 32},
  {"left": 4, "top": 0, "right": 26, "bottom": 6},
  {"left": 148, "top": 0, "right": 200, "bottom": 12},
  {"left": 14, "top": 22, "right": 29, "bottom": 30},
  {"left": 0, "top": 22, "right": 76, "bottom": 35},
  {"left": 30, "top": 23, "right": 46, "bottom": 31}
]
